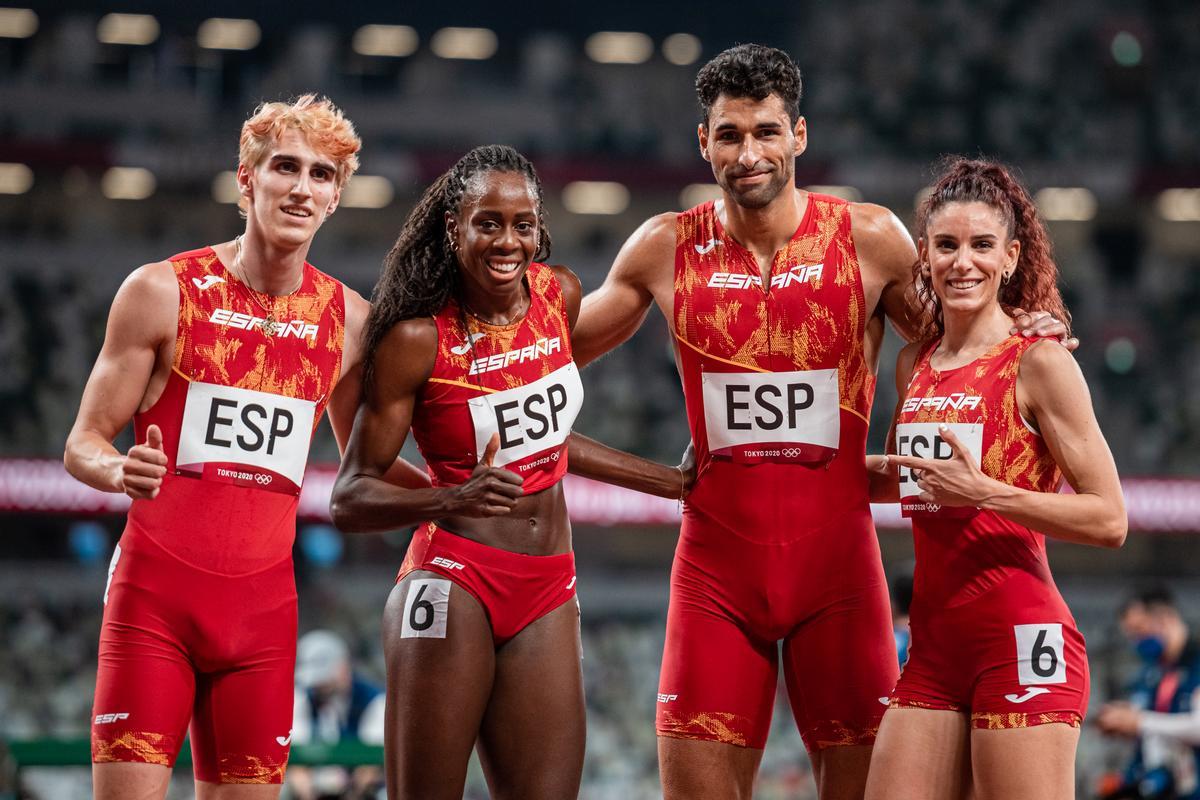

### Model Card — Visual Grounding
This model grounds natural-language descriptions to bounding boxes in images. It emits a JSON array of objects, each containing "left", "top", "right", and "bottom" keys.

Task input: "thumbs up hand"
[
  {"left": 121, "top": 424, "right": 168, "bottom": 500},
  {"left": 449, "top": 434, "right": 524, "bottom": 517}
]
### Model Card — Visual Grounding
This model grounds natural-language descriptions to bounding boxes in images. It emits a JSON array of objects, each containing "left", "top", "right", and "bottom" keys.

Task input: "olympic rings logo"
[
  {"left": 254, "top": 473, "right": 273, "bottom": 485},
  {"left": 551, "top": 452, "right": 560, "bottom": 461},
  {"left": 781, "top": 448, "right": 802, "bottom": 458}
]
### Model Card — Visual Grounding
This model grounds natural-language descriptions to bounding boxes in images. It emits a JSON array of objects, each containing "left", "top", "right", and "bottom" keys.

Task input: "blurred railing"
[{"left": 2, "top": 459, "right": 1198, "bottom": 531}]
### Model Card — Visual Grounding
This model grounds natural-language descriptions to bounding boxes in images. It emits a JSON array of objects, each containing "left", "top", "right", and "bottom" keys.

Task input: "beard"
[{"left": 717, "top": 163, "right": 793, "bottom": 210}]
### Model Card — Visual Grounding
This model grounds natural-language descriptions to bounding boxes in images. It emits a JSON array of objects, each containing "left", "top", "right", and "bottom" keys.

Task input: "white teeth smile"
[
  {"left": 488, "top": 261, "right": 521, "bottom": 274},
  {"left": 949, "top": 279, "right": 982, "bottom": 289},
  {"left": 283, "top": 208, "right": 311, "bottom": 218}
]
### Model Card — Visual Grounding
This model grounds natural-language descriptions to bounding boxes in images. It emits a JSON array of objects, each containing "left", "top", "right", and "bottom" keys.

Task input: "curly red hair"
[{"left": 909, "top": 157, "right": 1071, "bottom": 340}]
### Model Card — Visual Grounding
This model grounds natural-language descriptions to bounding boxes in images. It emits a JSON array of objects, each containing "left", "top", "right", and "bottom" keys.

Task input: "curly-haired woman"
[{"left": 864, "top": 158, "right": 1127, "bottom": 800}]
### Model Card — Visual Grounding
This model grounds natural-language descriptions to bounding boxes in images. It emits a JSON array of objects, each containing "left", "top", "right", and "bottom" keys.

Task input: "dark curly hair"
[
  {"left": 910, "top": 156, "right": 1070, "bottom": 341},
  {"left": 695, "top": 44, "right": 803, "bottom": 125},
  {"left": 363, "top": 145, "right": 551, "bottom": 386}
]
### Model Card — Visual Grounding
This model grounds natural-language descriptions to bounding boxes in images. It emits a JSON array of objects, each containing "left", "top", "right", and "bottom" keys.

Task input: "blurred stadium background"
[{"left": 1, "top": 0, "right": 1199, "bottom": 797}]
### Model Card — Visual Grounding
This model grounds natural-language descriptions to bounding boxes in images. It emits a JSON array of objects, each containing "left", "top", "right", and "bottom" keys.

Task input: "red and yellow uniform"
[
  {"left": 890, "top": 334, "right": 1087, "bottom": 728},
  {"left": 658, "top": 196, "right": 897, "bottom": 751},
  {"left": 400, "top": 262, "right": 582, "bottom": 644},
  {"left": 92, "top": 247, "right": 345, "bottom": 782}
]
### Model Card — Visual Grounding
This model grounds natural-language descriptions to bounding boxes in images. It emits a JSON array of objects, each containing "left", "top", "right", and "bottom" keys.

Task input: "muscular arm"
[
  {"left": 981, "top": 340, "right": 1126, "bottom": 546},
  {"left": 329, "top": 319, "right": 520, "bottom": 532},
  {"left": 566, "top": 433, "right": 687, "bottom": 499},
  {"left": 572, "top": 213, "right": 676, "bottom": 367},
  {"left": 64, "top": 262, "right": 176, "bottom": 495},
  {"left": 327, "top": 288, "right": 430, "bottom": 489},
  {"left": 851, "top": 203, "right": 923, "bottom": 351}
]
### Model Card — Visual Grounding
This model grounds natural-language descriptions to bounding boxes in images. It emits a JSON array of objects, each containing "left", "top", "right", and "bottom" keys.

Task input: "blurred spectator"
[
  {"left": 1096, "top": 587, "right": 1200, "bottom": 799},
  {"left": 289, "top": 630, "right": 385, "bottom": 800}
]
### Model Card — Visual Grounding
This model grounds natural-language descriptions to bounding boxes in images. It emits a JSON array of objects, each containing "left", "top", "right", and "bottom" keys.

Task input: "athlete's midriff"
[
  {"left": 411, "top": 262, "right": 582, "bottom": 496},
  {"left": 125, "top": 247, "right": 345, "bottom": 576},
  {"left": 673, "top": 195, "right": 875, "bottom": 542},
  {"left": 898, "top": 335, "right": 1064, "bottom": 610}
]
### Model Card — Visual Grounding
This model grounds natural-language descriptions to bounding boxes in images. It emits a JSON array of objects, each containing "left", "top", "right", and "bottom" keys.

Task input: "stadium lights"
[
  {"left": 585, "top": 32, "right": 653, "bottom": 64},
  {"left": 563, "top": 181, "right": 630, "bottom": 215},
  {"left": 197, "top": 18, "right": 261, "bottom": 51},
  {"left": 0, "top": 7, "right": 36, "bottom": 38},
  {"left": 679, "top": 183, "right": 722, "bottom": 209},
  {"left": 101, "top": 167, "right": 156, "bottom": 200},
  {"left": 97, "top": 13, "right": 159, "bottom": 46},
  {"left": 211, "top": 171, "right": 239, "bottom": 204},
  {"left": 1156, "top": 189, "right": 1200, "bottom": 222},
  {"left": 339, "top": 175, "right": 394, "bottom": 209},
  {"left": 662, "top": 33, "right": 702, "bottom": 66},
  {"left": 0, "top": 163, "right": 33, "bottom": 194},
  {"left": 430, "top": 27, "right": 497, "bottom": 60},
  {"left": 352, "top": 24, "right": 418, "bottom": 58},
  {"left": 1035, "top": 187, "right": 1096, "bottom": 222},
  {"left": 806, "top": 185, "right": 863, "bottom": 202}
]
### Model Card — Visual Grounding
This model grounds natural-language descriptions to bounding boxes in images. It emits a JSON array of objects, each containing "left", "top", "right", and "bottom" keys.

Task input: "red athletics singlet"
[
  {"left": 658, "top": 195, "right": 897, "bottom": 752},
  {"left": 891, "top": 335, "right": 1088, "bottom": 728},
  {"left": 411, "top": 261, "right": 582, "bottom": 492},
  {"left": 674, "top": 195, "right": 875, "bottom": 534},
  {"left": 92, "top": 246, "right": 345, "bottom": 783},
  {"left": 400, "top": 262, "right": 582, "bottom": 644}
]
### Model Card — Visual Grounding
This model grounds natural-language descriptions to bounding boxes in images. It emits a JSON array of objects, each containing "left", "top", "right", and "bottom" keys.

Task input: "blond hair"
[{"left": 237, "top": 94, "right": 361, "bottom": 213}]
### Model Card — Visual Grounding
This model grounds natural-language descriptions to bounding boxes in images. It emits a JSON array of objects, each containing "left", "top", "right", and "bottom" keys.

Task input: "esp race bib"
[
  {"left": 468, "top": 363, "right": 583, "bottom": 474},
  {"left": 175, "top": 381, "right": 315, "bottom": 495},
  {"left": 896, "top": 421, "right": 984, "bottom": 517},
  {"left": 701, "top": 368, "right": 840, "bottom": 464}
]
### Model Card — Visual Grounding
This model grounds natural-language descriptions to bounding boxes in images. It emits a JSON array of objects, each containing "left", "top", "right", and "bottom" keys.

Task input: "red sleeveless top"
[
  {"left": 127, "top": 246, "right": 345, "bottom": 575},
  {"left": 410, "top": 262, "right": 582, "bottom": 494},
  {"left": 897, "top": 334, "right": 1064, "bottom": 607},
  {"left": 673, "top": 195, "right": 875, "bottom": 540}
]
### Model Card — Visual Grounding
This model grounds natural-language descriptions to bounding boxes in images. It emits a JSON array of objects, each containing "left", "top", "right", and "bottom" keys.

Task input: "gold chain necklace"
[{"left": 230, "top": 235, "right": 302, "bottom": 337}]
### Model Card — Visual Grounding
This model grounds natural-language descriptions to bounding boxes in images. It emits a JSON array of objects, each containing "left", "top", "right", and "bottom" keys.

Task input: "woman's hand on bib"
[
  {"left": 450, "top": 434, "right": 524, "bottom": 517},
  {"left": 888, "top": 425, "right": 999, "bottom": 508}
]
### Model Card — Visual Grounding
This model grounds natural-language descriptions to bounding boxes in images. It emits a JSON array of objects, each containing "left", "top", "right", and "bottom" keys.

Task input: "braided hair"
[
  {"left": 910, "top": 156, "right": 1071, "bottom": 341},
  {"left": 363, "top": 145, "right": 551, "bottom": 386}
]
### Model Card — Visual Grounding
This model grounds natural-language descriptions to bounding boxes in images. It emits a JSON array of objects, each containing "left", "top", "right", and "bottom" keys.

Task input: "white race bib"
[
  {"left": 468, "top": 363, "right": 583, "bottom": 470},
  {"left": 895, "top": 421, "right": 984, "bottom": 515},
  {"left": 176, "top": 381, "right": 316, "bottom": 494},
  {"left": 701, "top": 368, "right": 840, "bottom": 463}
]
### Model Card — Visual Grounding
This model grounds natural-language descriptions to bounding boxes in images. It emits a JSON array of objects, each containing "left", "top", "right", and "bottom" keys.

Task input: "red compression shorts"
[
  {"left": 398, "top": 523, "right": 577, "bottom": 647},
  {"left": 891, "top": 572, "right": 1089, "bottom": 729},
  {"left": 91, "top": 529, "right": 297, "bottom": 783},
  {"left": 657, "top": 504, "right": 898, "bottom": 751}
]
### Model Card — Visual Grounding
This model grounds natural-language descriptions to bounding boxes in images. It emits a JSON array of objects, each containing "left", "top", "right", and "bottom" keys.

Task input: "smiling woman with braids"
[
  {"left": 330, "top": 145, "right": 689, "bottom": 800},
  {"left": 862, "top": 158, "right": 1126, "bottom": 800}
]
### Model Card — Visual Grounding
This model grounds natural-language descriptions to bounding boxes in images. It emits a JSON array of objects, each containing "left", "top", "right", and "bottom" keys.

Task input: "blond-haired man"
[{"left": 65, "top": 94, "right": 424, "bottom": 799}]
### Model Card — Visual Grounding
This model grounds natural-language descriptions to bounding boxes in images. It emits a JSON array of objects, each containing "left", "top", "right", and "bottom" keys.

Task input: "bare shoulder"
[
  {"left": 613, "top": 212, "right": 677, "bottom": 274},
  {"left": 548, "top": 263, "right": 582, "bottom": 299},
  {"left": 849, "top": 202, "right": 916, "bottom": 275},
  {"left": 1019, "top": 338, "right": 1082, "bottom": 383},
  {"left": 359, "top": 316, "right": 439, "bottom": 401},
  {"left": 111, "top": 259, "right": 177, "bottom": 333},
  {"left": 548, "top": 264, "right": 583, "bottom": 326},
  {"left": 121, "top": 259, "right": 177, "bottom": 301}
]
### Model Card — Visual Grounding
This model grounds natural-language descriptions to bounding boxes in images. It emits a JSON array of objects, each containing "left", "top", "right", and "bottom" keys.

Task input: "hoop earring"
[
  {"left": 1001, "top": 272, "right": 1012, "bottom": 286},
  {"left": 446, "top": 231, "right": 458, "bottom": 253}
]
